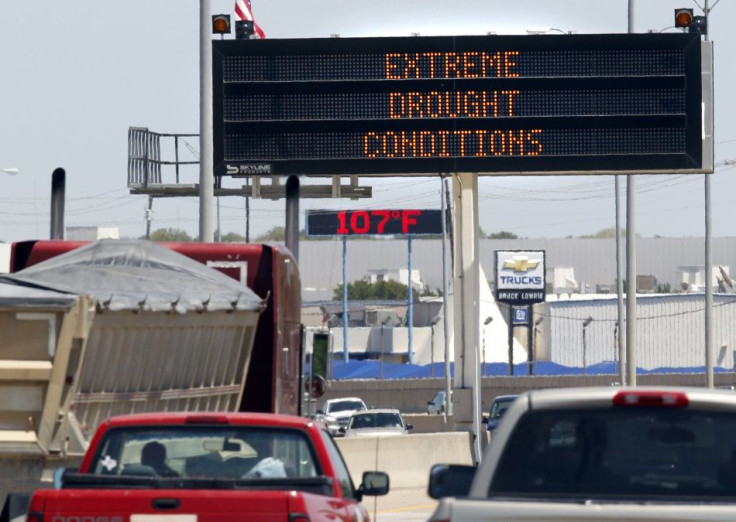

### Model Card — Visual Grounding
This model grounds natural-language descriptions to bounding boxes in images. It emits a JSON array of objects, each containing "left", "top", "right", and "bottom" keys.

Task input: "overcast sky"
[{"left": 0, "top": 0, "right": 734, "bottom": 243}]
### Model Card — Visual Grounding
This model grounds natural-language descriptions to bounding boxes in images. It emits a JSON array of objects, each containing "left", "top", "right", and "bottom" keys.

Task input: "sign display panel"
[
  {"left": 306, "top": 209, "right": 443, "bottom": 236},
  {"left": 512, "top": 306, "right": 530, "bottom": 326},
  {"left": 495, "top": 250, "right": 546, "bottom": 305},
  {"left": 213, "top": 33, "right": 705, "bottom": 177}
]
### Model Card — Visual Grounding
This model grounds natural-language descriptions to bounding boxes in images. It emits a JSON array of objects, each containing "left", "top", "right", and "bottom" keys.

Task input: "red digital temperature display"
[{"left": 306, "top": 209, "right": 444, "bottom": 236}]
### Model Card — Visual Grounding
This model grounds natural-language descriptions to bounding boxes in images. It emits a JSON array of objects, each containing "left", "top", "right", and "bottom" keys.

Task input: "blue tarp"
[{"left": 327, "top": 359, "right": 733, "bottom": 380}]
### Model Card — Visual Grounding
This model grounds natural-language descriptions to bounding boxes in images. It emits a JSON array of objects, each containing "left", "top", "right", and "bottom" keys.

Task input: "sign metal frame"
[{"left": 213, "top": 33, "right": 707, "bottom": 177}]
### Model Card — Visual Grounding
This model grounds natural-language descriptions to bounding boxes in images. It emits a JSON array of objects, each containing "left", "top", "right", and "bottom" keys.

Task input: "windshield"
[
  {"left": 349, "top": 412, "right": 403, "bottom": 430},
  {"left": 327, "top": 400, "right": 365, "bottom": 413},
  {"left": 491, "top": 407, "right": 736, "bottom": 500},
  {"left": 490, "top": 397, "right": 516, "bottom": 420},
  {"left": 89, "top": 426, "right": 320, "bottom": 480}
]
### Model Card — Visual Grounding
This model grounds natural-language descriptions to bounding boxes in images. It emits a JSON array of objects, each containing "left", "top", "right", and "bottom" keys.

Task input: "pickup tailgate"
[
  {"left": 443, "top": 499, "right": 736, "bottom": 521},
  {"left": 30, "top": 489, "right": 343, "bottom": 522}
]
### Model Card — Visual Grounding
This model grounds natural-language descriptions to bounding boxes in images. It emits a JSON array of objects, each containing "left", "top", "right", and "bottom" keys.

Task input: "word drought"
[
  {"left": 384, "top": 51, "right": 520, "bottom": 79},
  {"left": 363, "top": 129, "right": 542, "bottom": 158},
  {"left": 388, "top": 90, "right": 520, "bottom": 119}
]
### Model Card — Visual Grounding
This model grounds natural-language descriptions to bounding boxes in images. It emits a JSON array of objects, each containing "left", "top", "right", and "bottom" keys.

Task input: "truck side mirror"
[
  {"left": 427, "top": 464, "right": 476, "bottom": 499},
  {"left": 359, "top": 471, "right": 389, "bottom": 497}
]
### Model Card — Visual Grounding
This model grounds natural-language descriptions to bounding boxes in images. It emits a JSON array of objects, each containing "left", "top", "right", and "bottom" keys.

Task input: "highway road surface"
[{"left": 369, "top": 487, "right": 438, "bottom": 521}]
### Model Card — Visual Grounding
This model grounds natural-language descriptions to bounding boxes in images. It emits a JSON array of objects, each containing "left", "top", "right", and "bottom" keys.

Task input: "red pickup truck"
[{"left": 27, "top": 412, "right": 389, "bottom": 522}]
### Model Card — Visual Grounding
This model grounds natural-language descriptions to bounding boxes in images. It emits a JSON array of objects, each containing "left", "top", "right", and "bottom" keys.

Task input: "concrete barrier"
[
  {"left": 336, "top": 432, "right": 475, "bottom": 490},
  {"left": 402, "top": 413, "right": 458, "bottom": 433}
]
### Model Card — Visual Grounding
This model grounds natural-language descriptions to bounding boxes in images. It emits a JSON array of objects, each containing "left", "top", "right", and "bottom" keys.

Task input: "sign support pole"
[
  {"left": 441, "top": 178, "right": 453, "bottom": 418},
  {"left": 342, "top": 236, "right": 349, "bottom": 363},
  {"left": 527, "top": 306, "right": 534, "bottom": 376},
  {"left": 198, "top": 0, "right": 214, "bottom": 242},
  {"left": 452, "top": 173, "right": 482, "bottom": 464},
  {"left": 507, "top": 306, "right": 514, "bottom": 376},
  {"left": 703, "top": 1, "right": 714, "bottom": 388},
  {"left": 408, "top": 234, "right": 414, "bottom": 363}
]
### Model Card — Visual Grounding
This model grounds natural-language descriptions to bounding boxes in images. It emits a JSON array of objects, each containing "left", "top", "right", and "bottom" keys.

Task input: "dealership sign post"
[{"left": 495, "top": 250, "right": 546, "bottom": 375}]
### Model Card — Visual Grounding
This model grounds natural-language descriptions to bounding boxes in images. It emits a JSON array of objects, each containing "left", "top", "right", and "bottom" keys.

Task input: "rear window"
[
  {"left": 328, "top": 400, "right": 365, "bottom": 413},
  {"left": 491, "top": 407, "right": 736, "bottom": 500},
  {"left": 349, "top": 412, "right": 403, "bottom": 429},
  {"left": 490, "top": 397, "right": 517, "bottom": 420},
  {"left": 90, "top": 426, "right": 320, "bottom": 480}
]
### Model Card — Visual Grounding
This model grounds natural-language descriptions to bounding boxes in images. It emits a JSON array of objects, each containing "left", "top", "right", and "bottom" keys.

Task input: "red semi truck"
[
  {"left": 27, "top": 411, "right": 389, "bottom": 522},
  {"left": 10, "top": 239, "right": 303, "bottom": 417}
]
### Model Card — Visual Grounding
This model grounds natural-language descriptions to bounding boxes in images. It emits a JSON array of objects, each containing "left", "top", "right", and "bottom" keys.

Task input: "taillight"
[{"left": 613, "top": 390, "right": 689, "bottom": 408}]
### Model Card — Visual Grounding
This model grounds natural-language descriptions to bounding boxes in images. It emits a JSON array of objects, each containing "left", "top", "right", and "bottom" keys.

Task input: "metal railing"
[{"left": 127, "top": 127, "right": 199, "bottom": 187}]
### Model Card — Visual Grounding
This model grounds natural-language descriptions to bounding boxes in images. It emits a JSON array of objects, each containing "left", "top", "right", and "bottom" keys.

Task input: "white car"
[
  {"left": 427, "top": 391, "right": 447, "bottom": 415},
  {"left": 318, "top": 397, "right": 368, "bottom": 434},
  {"left": 312, "top": 412, "right": 341, "bottom": 436},
  {"left": 342, "top": 408, "right": 413, "bottom": 438}
]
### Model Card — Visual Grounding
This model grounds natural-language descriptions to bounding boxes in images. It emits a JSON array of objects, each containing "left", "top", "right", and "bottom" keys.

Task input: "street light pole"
[
  {"left": 379, "top": 317, "right": 390, "bottom": 380},
  {"left": 533, "top": 316, "right": 544, "bottom": 376},
  {"left": 430, "top": 315, "right": 441, "bottom": 378},
  {"left": 482, "top": 316, "right": 492, "bottom": 377},
  {"left": 582, "top": 317, "right": 594, "bottom": 372},
  {"left": 626, "top": 0, "right": 638, "bottom": 387}
]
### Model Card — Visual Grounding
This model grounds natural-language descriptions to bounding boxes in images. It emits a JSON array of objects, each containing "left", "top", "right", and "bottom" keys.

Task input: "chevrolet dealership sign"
[{"left": 495, "top": 250, "right": 546, "bottom": 305}]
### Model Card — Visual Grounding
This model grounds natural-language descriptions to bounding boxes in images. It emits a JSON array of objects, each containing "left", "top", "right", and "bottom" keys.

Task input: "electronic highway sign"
[
  {"left": 305, "top": 209, "right": 443, "bottom": 236},
  {"left": 213, "top": 33, "right": 706, "bottom": 177}
]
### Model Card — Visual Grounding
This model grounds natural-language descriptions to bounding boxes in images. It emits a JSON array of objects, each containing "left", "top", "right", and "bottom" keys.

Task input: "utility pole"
[
  {"left": 626, "top": 0, "right": 637, "bottom": 386},
  {"left": 704, "top": 0, "right": 715, "bottom": 388},
  {"left": 199, "top": 0, "right": 214, "bottom": 242},
  {"left": 441, "top": 177, "right": 452, "bottom": 418}
]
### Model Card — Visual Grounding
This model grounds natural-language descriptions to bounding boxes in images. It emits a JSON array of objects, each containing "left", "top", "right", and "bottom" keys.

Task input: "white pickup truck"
[{"left": 428, "top": 386, "right": 736, "bottom": 521}]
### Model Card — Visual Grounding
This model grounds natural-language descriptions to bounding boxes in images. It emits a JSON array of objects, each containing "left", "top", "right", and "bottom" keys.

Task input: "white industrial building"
[
  {"left": 299, "top": 237, "right": 736, "bottom": 372},
  {"left": 534, "top": 293, "right": 736, "bottom": 371}
]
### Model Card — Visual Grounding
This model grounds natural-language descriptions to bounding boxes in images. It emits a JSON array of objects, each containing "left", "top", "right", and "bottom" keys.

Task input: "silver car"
[{"left": 342, "top": 408, "right": 413, "bottom": 438}]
